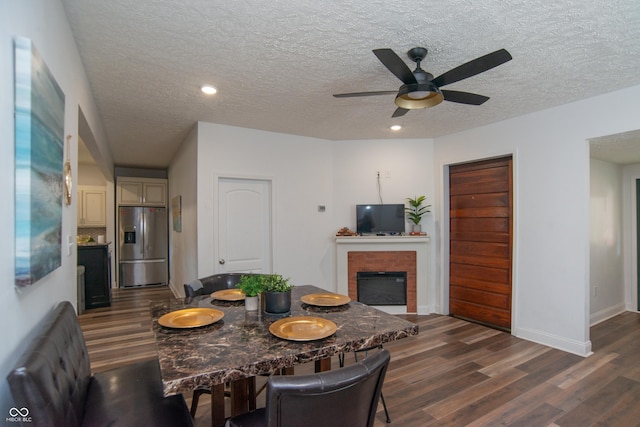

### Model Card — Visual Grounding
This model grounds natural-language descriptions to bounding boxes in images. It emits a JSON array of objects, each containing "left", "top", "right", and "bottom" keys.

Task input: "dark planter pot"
[{"left": 263, "top": 291, "right": 291, "bottom": 314}]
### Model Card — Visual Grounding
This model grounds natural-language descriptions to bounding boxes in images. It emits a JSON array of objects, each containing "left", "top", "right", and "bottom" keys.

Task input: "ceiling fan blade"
[
  {"left": 333, "top": 90, "right": 397, "bottom": 98},
  {"left": 432, "top": 49, "right": 512, "bottom": 88},
  {"left": 372, "top": 49, "right": 418, "bottom": 85},
  {"left": 441, "top": 90, "right": 490, "bottom": 105},
  {"left": 392, "top": 107, "right": 409, "bottom": 118}
]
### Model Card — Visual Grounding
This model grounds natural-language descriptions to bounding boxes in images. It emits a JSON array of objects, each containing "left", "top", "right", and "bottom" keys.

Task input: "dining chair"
[
  {"left": 339, "top": 344, "right": 391, "bottom": 423},
  {"left": 183, "top": 272, "right": 245, "bottom": 297},
  {"left": 225, "top": 349, "right": 390, "bottom": 427}
]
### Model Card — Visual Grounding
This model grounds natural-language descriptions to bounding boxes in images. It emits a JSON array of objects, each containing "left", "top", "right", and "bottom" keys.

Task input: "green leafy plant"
[
  {"left": 405, "top": 196, "right": 431, "bottom": 225},
  {"left": 262, "top": 274, "right": 293, "bottom": 293},
  {"left": 236, "top": 275, "right": 264, "bottom": 297}
]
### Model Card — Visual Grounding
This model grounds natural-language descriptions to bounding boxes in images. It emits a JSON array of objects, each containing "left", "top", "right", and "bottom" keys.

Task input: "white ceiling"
[{"left": 60, "top": 0, "right": 640, "bottom": 168}]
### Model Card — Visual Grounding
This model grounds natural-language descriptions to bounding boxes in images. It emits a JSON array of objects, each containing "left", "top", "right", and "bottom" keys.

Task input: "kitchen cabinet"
[
  {"left": 78, "top": 244, "right": 111, "bottom": 310},
  {"left": 78, "top": 186, "right": 106, "bottom": 227},
  {"left": 117, "top": 178, "right": 166, "bottom": 206}
]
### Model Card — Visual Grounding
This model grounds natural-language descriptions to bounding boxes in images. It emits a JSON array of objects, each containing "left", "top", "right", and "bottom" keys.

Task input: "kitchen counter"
[{"left": 78, "top": 241, "right": 111, "bottom": 247}]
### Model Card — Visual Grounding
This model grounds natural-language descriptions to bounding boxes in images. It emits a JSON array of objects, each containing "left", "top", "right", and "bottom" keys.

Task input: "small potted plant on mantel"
[
  {"left": 236, "top": 275, "right": 263, "bottom": 311},
  {"left": 405, "top": 195, "right": 431, "bottom": 234},
  {"left": 262, "top": 274, "right": 293, "bottom": 315}
]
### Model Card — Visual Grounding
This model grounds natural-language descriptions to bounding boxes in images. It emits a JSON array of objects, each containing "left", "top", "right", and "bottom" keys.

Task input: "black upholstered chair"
[
  {"left": 225, "top": 349, "right": 390, "bottom": 427},
  {"left": 183, "top": 272, "right": 245, "bottom": 297},
  {"left": 339, "top": 344, "right": 392, "bottom": 423}
]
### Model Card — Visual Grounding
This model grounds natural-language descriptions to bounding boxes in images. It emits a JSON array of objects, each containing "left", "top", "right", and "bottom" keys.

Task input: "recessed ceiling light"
[
  {"left": 201, "top": 85, "right": 217, "bottom": 95},
  {"left": 390, "top": 125, "right": 402, "bottom": 131}
]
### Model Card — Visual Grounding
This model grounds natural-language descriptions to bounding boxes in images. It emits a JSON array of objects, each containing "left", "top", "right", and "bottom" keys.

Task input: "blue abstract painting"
[{"left": 14, "top": 37, "right": 65, "bottom": 286}]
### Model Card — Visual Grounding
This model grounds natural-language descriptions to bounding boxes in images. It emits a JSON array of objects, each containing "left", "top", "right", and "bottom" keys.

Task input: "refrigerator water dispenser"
[{"left": 124, "top": 230, "right": 136, "bottom": 244}]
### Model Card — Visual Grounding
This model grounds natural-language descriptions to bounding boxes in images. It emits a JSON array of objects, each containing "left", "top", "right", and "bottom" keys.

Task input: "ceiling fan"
[{"left": 333, "top": 47, "right": 512, "bottom": 117}]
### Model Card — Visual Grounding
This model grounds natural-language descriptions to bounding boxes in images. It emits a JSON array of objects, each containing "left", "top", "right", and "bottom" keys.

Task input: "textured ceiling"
[
  {"left": 60, "top": 0, "right": 640, "bottom": 168},
  {"left": 590, "top": 130, "right": 640, "bottom": 165}
]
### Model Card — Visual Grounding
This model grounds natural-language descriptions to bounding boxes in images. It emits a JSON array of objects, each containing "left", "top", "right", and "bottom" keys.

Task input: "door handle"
[{"left": 219, "top": 259, "right": 225, "bottom": 265}]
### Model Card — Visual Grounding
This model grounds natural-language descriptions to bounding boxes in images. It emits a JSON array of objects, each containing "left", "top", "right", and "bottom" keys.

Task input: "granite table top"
[{"left": 151, "top": 285, "right": 419, "bottom": 396}]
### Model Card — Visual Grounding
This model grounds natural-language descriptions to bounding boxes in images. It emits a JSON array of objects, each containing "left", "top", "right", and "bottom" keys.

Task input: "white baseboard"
[
  {"left": 513, "top": 326, "right": 593, "bottom": 357},
  {"left": 590, "top": 303, "right": 626, "bottom": 326},
  {"left": 167, "top": 280, "right": 182, "bottom": 298},
  {"left": 417, "top": 304, "right": 432, "bottom": 315}
]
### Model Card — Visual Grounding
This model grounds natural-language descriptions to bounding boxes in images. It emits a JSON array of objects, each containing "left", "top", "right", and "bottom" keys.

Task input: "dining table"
[{"left": 150, "top": 284, "right": 419, "bottom": 427}]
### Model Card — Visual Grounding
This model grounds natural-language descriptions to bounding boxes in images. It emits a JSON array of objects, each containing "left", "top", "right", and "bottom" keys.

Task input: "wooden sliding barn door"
[{"left": 449, "top": 156, "right": 513, "bottom": 330}]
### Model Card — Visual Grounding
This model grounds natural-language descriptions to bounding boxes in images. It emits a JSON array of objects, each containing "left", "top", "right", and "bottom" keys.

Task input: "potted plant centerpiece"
[
  {"left": 262, "top": 274, "right": 293, "bottom": 315},
  {"left": 405, "top": 195, "right": 431, "bottom": 234},
  {"left": 236, "top": 275, "right": 263, "bottom": 311}
]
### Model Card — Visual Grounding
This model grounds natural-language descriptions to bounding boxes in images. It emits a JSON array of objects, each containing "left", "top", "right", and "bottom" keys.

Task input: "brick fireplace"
[
  {"left": 348, "top": 251, "right": 417, "bottom": 312},
  {"left": 335, "top": 236, "right": 430, "bottom": 314}
]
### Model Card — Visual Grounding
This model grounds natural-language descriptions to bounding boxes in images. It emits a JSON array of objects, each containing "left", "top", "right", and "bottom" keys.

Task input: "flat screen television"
[{"left": 356, "top": 204, "right": 405, "bottom": 235}]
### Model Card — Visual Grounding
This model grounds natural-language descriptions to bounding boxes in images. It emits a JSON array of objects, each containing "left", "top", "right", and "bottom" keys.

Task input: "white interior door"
[{"left": 217, "top": 177, "right": 272, "bottom": 273}]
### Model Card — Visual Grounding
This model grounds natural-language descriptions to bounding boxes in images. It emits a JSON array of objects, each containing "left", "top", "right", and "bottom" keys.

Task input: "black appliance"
[{"left": 356, "top": 204, "right": 405, "bottom": 235}]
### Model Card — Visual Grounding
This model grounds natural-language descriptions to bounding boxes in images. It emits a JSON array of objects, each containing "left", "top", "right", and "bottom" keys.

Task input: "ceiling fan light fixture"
[
  {"left": 395, "top": 83, "right": 443, "bottom": 109},
  {"left": 407, "top": 90, "right": 431, "bottom": 99},
  {"left": 333, "top": 47, "right": 511, "bottom": 116}
]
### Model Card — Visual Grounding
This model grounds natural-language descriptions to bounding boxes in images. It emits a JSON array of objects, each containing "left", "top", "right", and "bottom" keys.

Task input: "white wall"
[
  {"left": 1, "top": 0, "right": 109, "bottom": 411},
  {"left": 189, "top": 123, "right": 438, "bottom": 292},
  {"left": 168, "top": 125, "right": 199, "bottom": 295},
  {"left": 622, "top": 163, "right": 640, "bottom": 311},
  {"left": 331, "top": 138, "right": 438, "bottom": 310},
  {"left": 433, "top": 84, "right": 640, "bottom": 356},
  {"left": 331, "top": 139, "right": 435, "bottom": 235},
  {"left": 196, "top": 123, "right": 336, "bottom": 287},
  {"left": 589, "top": 159, "right": 625, "bottom": 323},
  {"left": 78, "top": 163, "right": 107, "bottom": 186}
]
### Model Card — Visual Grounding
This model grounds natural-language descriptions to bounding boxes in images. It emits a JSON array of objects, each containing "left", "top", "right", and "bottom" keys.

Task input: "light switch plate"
[{"left": 67, "top": 235, "right": 74, "bottom": 256}]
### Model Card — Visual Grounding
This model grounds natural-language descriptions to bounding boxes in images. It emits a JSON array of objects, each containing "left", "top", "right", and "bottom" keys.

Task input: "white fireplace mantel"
[{"left": 335, "top": 236, "right": 431, "bottom": 314}]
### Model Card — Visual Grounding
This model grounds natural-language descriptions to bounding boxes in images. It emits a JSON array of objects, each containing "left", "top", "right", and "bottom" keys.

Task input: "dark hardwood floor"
[{"left": 78, "top": 286, "right": 640, "bottom": 427}]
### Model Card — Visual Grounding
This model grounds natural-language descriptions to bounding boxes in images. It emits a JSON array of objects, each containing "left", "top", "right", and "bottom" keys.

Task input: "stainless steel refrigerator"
[{"left": 118, "top": 206, "right": 168, "bottom": 287}]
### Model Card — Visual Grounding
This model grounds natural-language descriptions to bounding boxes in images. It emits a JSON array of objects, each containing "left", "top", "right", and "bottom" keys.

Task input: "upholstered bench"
[{"left": 7, "top": 301, "right": 193, "bottom": 427}]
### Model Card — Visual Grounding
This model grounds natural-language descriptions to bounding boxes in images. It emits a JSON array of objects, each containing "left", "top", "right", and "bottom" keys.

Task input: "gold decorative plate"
[
  {"left": 211, "top": 289, "right": 245, "bottom": 301},
  {"left": 269, "top": 316, "right": 337, "bottom": 341},
  {"left": 158, "top": 308, "right": 224, "bottom": 328},
  {"left": 301, "top": 293, "right": 351, "bottom": 307}
]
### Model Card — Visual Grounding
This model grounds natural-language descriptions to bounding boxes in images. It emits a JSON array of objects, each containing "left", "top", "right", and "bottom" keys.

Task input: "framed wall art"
[
  {"left": 14, "top": 37, "right": 66, "bottom": 286},
  {"left": 171, "top": 195, "right": 182, "bottom": 232}
]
